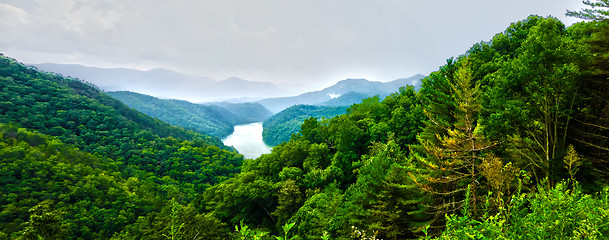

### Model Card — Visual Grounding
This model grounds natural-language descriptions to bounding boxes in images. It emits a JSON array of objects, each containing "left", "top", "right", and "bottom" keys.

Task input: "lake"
[{"left": 222, "top": 122, "right": 272, "bottom": 159}]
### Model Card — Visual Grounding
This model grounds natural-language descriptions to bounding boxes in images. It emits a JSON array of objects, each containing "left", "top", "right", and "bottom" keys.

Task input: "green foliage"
[
  {"left": 337, "top": 140, "right": 429, "bottom": 239},
  {"left": 262, "top": 105, "right": 349, "bottom": 146},
  {"left": 413, "top": 59, "right": 503, "bottom": 220},
  {"left": 0, "top": 55, "right": 243, "bottom": 192},
  {"left": 204, "top": 89, "right": 425, "bottom": 238},
  {"left": 108, "top": 91, "right": 235, "bottom": 138},
  {"left": 235, "top": 220, "right": 270, "bottom": 240},
  {"left": 112, "top": 201, "right": 229, "bottom": 240},
  {"left": 276, "top": 222, "right": 299, "bottom": 240},
  {"left": 0, "top": 125, "right": 160, "bottom": 239},
  {"left": 431, "top": 182, "right": 609, "bottom": 239},
  {"left": 0, "top": 55, "right": 242, "bottom": 238},
  {"left": 163, "top": 199, "right": 184, "bottom": 240},
  {"left": 567, "top": 0, "right": 609, "bottom": 20},
  {"left": 566, "top": 20, "right": 609, "bottom": 182},
  {"left": 22, "top": 200, "right": 66, "bottom": 240}
]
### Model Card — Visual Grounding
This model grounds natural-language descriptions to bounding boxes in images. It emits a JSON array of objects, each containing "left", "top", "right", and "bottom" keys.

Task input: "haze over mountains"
[
  {"left": 33, "top": 63, "right": 289, "bottom": 103},
  {"left": 33, "top": 63, "right": 425, "bottom": 113},
  {"left": 257, "top": 74, "right": 425, "bottom": 113}
]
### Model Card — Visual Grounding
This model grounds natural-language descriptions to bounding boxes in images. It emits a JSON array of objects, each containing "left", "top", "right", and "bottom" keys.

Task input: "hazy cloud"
[{"left": 0, "top": 0, "right": 587, "bottom": 92}]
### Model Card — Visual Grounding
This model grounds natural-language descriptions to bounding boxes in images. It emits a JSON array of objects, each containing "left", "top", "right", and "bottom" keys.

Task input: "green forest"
[
  {"left": 2, "top": 2, "right": 609, "bottom": 239},
  {"left": 107, "top": 91, "right": 272, "bottom": 139},
  {"left": 107, "top": 91, "right": 235, "bottom": 138},
  {"left": 263, "top": 105, "right": 349, "bottom": 146}
]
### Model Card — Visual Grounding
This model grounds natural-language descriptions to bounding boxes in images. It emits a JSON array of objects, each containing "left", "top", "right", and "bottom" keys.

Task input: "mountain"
[
  {"left": 107, "top": 91, "right": 273, "bottom": 138},
  {"left": 0, "top": 54, "right": 242, "bottom": 238},
  {"left": 107, "top": 91, "right": 234, "bottom": 138},
  {"left": 318, "top": 91, "right": 375, "bottom": 106},
  {"left": 210, "top": 77, "right": 285, "bottom": 101},
  {"left": 262, "top": 104, "right": 349, "bottom": 146},
  {"left": 32, "top": 63, "right": 287, "bottom": 102},
  {"left": 206, "top": 101, "right": 273, "bottom": 124},
  {"left": 256, "top": 74, "right": 425, "bottom": 113}
]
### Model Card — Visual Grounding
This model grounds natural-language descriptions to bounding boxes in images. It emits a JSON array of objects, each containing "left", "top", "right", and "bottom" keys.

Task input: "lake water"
[{"left": 222, "top": 122, "right": 272, "bottom": 159}]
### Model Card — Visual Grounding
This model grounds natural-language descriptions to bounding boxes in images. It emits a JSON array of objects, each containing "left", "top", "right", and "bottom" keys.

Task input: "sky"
[{"left": 0, "top": 0, "right": 588, "bottom": 92}]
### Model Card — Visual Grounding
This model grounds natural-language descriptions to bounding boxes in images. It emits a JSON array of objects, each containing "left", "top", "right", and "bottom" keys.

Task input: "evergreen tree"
[
  {"left": 567, "top": 10, "right": 609, "bottom": 181},
  {"left": 412, "top": 59, "right": 499, "bottom": 220},
  {"left": 567, "top": 0, "right": 609, "bottom": 20}
]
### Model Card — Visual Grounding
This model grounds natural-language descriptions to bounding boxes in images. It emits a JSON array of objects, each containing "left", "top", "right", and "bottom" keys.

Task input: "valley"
[
  {"left": 1, "top": 2, "right": 609, "bottom": 239},
  {"left": 42, "top": 64, "right": 421, "bottom": 150}
]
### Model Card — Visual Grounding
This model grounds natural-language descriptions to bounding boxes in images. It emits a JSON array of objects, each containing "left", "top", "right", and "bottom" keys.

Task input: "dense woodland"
[
  {"left": 107, "top": 91, "right": 234, "bottom": 138},
  {"left": 107, "top": 91, "right": 272, "bottom": 139},
  {"left": 1, "top": 2, "right": 609, "bottom": 239},
  {"left": 207, "top": 11, "right": 609, "bottom": 239},
  {"left": 0, "top": 56, "right": 242, "bottom": 239},
  {"left": 262, "top": 105, "right": 349, "bottom": 146}
]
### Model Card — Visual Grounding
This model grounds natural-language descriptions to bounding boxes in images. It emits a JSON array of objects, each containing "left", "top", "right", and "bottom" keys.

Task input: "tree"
[
  {"left": 567, "top": 0, "right": 609, "bottom": 20},
  {"left": 483, "top": 17, "right": 581, "bottom": 186},
  {"left": 22, "top": 201, "right": 65, "bottom": 240},
  {"left": 567, "top": 7, "right": 609, "bottom": 181},
  {"left": 413, "top": 59, "right": 500, "bottom": 221}
]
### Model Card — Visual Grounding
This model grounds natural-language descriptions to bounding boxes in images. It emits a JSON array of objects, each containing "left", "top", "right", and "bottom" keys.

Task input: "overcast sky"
[{"left": 0, "top": 0, "right": 587, "bottom": 92}]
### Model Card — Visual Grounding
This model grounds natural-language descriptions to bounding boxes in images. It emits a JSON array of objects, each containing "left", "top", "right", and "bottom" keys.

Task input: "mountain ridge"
[
  {"left": 32, "top": 63, "right": 287, "bottom": 102},
  {"left": 256, "top": 74, "right": 425, "bottom": 113}
]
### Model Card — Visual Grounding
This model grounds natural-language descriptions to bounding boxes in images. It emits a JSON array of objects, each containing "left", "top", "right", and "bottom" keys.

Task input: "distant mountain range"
[
  {"left": 256, "top": 74, "right": 425, "bottom": 113},
  {"left": 32, "top": 62, "right": 425, "bottom": 128},
  {"left": 32, "top": 63, "right": 288, "bottom": 102}
]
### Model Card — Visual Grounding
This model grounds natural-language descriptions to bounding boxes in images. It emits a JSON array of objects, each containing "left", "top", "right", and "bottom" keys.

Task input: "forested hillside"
[
  {"left": 198, "top": 14, "right": 609, "bottom": 239},
  {"left": 2, "top": 3, "right": 609, "bottom": 239},
  {"left": 0, "top": 55, "right": 242, "bottom": 239},
  {"left": 262, "top": 104, "right": 349, "bottom": 146},
  {"left": 206, "top": 101, "right": 273, "bottom": 125},
  {"left": 107, "top": 91, "right": 235, "bottom": 138},
  {"left": 107, "top": 91, "right": 272, "bottom": 139}
]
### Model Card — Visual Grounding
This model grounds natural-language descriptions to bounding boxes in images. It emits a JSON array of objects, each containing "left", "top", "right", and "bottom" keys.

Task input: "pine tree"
[
  {"left": 567, "top": 0, "right": 609, "bottom": 20},
  {"left": 412, "top": 59, "right": 499, "bottom": 220},
  {"left": 346, "top": 139, "right": 429, "bottom": 239},
  {"left": 568, "top": 5, "right": 609, "bottom": 180}
]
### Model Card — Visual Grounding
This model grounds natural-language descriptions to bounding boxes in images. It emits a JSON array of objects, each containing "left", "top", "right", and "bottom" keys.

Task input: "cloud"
[
  {"left": 0, "top": 3, "right": 29, "bottom": 44},
  {"left": 0, "top": 0, "right": 588, "bottom": 93},
  {"left": 0, "top": 3, "right": 28, "bottom": 24}
]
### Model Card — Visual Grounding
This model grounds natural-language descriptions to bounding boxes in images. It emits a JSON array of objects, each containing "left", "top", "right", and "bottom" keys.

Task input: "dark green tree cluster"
[
  {"left": 0, "top": 55, "right": 243, "bottom": 191},
  {"left": 262, "top": 104, "right": 349, "bottom": 146},
  {"left": 0, "top": 54, "right": 242, "bottom": 238},
  {"left": 0, "top": 125, "right": 178, "bottom": 239},
  {"left": 107, "top": 91, "right": 235, "bottom": 138}
]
